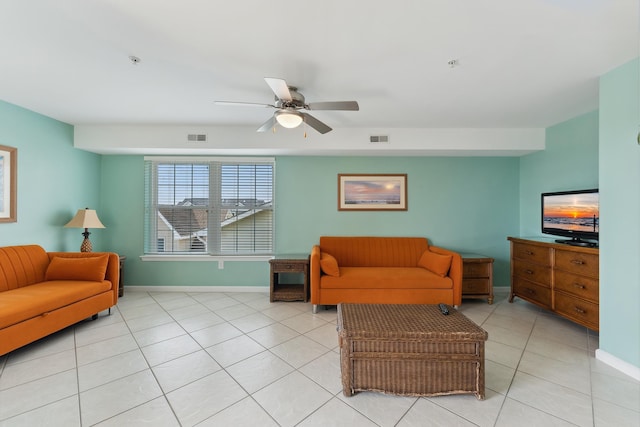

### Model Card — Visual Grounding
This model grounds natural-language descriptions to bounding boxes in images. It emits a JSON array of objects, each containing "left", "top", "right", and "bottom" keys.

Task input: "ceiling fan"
[{"left": 215, "top": 77, "right": 359, "bottom": 134}]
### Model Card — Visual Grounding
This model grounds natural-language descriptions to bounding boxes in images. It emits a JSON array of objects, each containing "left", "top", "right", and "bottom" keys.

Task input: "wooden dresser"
[{"left": 508, "top": 237, "right": 599, "bottom": 331}]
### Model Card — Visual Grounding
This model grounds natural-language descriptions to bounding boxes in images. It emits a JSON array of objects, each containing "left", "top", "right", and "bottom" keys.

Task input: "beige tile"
[
  {"left": 93, "top": 396, "right": 180, "bottom": 427},
  {"left": 196, "top": 396, "right": 279, "bottom": 427},
  {"left": 152, "top": 350, "right": 221, "bottom": 393},
  {"left": 496, "top": 397, "right": 577, "bottom": 426},
  {"left": 298, "top": 397, "right": 379, "bottom": 427},
  {"left": 398, "top": 397, "right": 477, "bottom": 426},
  {"left": 78, "top": 349, "right": 148, "bottom": 392},
  {"left": 507, "top": 372, "right": 593, "bottom": 426},
  {"left": 338, "top": 390, "right": 417, "bottom": 427},
  {"left": 166, "top": 370, "right": 247, "bottom": 426},
  {"left": 79, "top": 369, "right": 162, "bottom": 426},
  {"left": 205, "top": 334, "right": 265, "bottom": 367},
  {"left": 226, "top": 351, "right": 294, "bottom": 393},
  {"left": 0, "top": 349, "right": 76, "bottom": 390},
  {"left": 253, "top": 371, "right": 333, "bottom": 427}
]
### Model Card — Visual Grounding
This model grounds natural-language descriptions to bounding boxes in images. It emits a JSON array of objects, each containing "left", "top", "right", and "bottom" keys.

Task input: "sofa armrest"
[
  {"left": 310, "top": 245, "right": 322, "bottom": 305},
  {"left": 47, "top": 251, "right": 120, "bottom": 304},
  {"left": 429, "top": 246, "right": 462, "bottom": 306}
]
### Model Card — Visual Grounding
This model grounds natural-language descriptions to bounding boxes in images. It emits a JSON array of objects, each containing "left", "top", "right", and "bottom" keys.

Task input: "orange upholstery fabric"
[
  {"left": 45, "top": 254, "right": 109, "bottom": 282},
  {"left": 418, "top": 250, "right": 453, "bottom": 277},
  {"left": 0, "top": 245, "right": 119, "bottom": 356},
  {"left": 310, "top": 237, "right": 462, "bottom": 309},
  {"left": 320, "top": 252, "right": 340, "bottom": 277}
]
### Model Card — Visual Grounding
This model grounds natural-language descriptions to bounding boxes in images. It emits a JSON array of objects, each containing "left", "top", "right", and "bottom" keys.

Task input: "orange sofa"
[
  {"left": 0, "top": 245, "right": 119, "bottom": 356},
  {"left": 310, "top": 236, "right": 461, "bottom": 313}
]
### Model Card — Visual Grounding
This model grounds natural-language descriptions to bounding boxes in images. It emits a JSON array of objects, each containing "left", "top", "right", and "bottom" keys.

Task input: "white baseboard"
[
  {"left": 595, "top": 349, "right": 640, "bottom": 381},
  {"left": 124, "top": 285, "right": 269, "bottom": 294}
]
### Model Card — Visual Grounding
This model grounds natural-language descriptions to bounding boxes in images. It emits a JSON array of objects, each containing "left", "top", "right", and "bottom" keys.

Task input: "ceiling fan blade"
[
  {"left": 302, "top": 113, "right": 332, "bottom": 134},
  {"left": 256, "top": 115, "right": 277, "bottom": 132},
  {"left": 264, "top": 77, "right": 292, "bottom": 101},
  {"left": 215, "top": 101, "right": 275, "bottom": 108},
  {"left": 307, "top": 101, "right": 359, "bottom": 111}
]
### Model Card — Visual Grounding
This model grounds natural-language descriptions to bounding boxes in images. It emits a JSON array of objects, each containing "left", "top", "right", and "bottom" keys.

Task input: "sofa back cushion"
[
  {"left": 0, "top": 245, "right": 49, "bottom": 291},
  {"left": 319, "top": 237, "right": 429, "bottom": 267}
]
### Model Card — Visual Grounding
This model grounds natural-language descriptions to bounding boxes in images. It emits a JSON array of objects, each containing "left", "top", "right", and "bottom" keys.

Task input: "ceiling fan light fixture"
[{"left": 275, "top": 110, "right": 303, "bottom": 128}]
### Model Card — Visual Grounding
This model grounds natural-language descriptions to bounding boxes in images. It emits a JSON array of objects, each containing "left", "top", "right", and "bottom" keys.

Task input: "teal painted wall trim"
[
  {"left": 598, "top": 58, "right": 640, "bottom": 369},
  {"left": 0, "top": 100, "right": 102, "bottom": 251}
]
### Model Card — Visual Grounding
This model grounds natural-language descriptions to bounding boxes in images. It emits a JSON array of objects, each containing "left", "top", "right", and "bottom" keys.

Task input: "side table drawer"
[
  {"left": 272, "top": 263, "right": 304, "bottom": 272},
  {"left": 463, "top": 262, "right": 491, "bottom": 277},
  {"left": 462, "top": 278, "right": 490, "bottom": 294}
]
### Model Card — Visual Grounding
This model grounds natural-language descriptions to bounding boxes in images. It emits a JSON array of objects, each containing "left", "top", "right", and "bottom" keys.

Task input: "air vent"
[
  {"left": 187, "top": 134, "right": 207, "bottom": 142},
  {"left": 370, "top": 135, "right": 389, "bottom": 143}
]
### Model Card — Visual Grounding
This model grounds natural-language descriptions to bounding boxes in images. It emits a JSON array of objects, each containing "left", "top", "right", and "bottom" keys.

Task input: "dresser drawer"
[
  {"left": 462, "top": 278, "right": 490, "bottom": 294},
  {"left": 512, "top": 277, "right": 552, "bottom": 308},
  {"left": 554, "top": 270, "right": 599, "bottom": 302},
  {"left": 463, "top": 262, "right": 491, "bottom": 277},
  {"left": 554, "top": 250, "right": 598, "bottom": 278},
  {"left": 271, "top": 263, "right": 306, "bottom": 273},
  {"left": 512, "top": 243, "right": 552, "bottom": 266},
  {"left": 512, "top": 260, "right": 551, "bottom": 286},
  {"left": 554, "top": 292, "right": 599, "bottom": 330}
]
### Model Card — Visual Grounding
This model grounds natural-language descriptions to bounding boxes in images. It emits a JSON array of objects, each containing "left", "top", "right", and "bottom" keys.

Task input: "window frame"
[{"left": 143, "top": 156, "right": 275, "bottom": 261}]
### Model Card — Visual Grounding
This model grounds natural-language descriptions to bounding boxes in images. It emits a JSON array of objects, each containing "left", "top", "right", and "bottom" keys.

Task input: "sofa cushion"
[
  {"left": 45, "top": 254, "right": 109, "bottom": 282},
  {"left": 320, "top": 252, "right": 340, "bottom": 277},
  {"left": 319, "top": 237, "right": 428, "bottom": 267},
  {"left": 0, "top": 280, "right": 112, "bottom": 329},
  {"left": 0, "top": 245, "right": 50, "bottom": 291},
  {"left": 320, "top": 267, "right": 452, "bottom": 289},
  {"left": 418, "top": 250, "right": 452, "bottom": 277}
]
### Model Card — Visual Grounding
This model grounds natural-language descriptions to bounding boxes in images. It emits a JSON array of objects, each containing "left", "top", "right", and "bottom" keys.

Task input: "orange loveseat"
[
  {"left": 0, "top": 245, "right": 119, "bottom": 356},
  {"left": 310, "top": 236, "right": 462, "bottom": 313}
]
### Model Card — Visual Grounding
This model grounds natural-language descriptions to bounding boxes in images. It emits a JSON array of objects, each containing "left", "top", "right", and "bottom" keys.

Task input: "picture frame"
[
  {"left": 338, "top": 174, "right": 407, "bottom": 211},
  {"left": 0, "top": 145, "right": 17, "bottom": 223}
]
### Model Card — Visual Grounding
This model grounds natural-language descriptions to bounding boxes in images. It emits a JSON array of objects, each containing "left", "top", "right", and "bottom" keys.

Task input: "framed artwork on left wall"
[{"left": 0, "top": 145, "right": 17, "bottom": 223}]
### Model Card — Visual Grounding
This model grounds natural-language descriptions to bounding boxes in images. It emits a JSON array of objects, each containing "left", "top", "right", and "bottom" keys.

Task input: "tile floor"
[{"left": 0, "top": 290, "right": 638, "bottom": 427}]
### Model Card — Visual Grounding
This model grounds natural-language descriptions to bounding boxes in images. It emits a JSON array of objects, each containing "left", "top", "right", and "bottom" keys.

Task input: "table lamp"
[{"left": 64, "top": 208, "right": 105, "bottom": 252}]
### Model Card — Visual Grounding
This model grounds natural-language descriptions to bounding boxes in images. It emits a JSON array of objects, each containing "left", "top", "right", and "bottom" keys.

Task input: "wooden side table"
[
  {"left": 269, "top": 254, "right": 310, "bottom": 302},
  {"left": 461, "top": 253, "right": 494, "bottom": 304},
  {"left": 118, "top": 255, "right": 126, "bottom": 297}
]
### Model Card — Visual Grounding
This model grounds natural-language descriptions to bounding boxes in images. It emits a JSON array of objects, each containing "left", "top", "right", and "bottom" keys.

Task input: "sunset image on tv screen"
[{"left": 543, "top": 193, "right": 599, "bottom": 233}]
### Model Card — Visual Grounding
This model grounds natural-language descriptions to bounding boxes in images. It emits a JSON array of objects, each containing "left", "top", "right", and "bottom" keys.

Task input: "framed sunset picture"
[{"left": 338, "top": 174, "right": 407, "bottom": 211}]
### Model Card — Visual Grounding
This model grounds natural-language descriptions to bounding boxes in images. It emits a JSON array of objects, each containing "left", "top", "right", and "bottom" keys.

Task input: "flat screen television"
[{"left": 541, "top": 188, "right": 599, "bottom": 247}]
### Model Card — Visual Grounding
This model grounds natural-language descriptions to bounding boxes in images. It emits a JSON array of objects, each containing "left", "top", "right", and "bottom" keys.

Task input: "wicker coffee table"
[{"left": 337, "top": 303, "right": 488, "bottom": 399}]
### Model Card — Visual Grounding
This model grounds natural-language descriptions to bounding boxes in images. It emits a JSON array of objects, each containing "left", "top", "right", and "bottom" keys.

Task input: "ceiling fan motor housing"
[{"left": 275, "top": 87, "right": 307, "bottom": 109}]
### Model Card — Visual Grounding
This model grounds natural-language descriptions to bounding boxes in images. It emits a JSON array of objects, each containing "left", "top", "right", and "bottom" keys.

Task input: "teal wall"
[
  {"left": 599, "top": 58, "right": 640, "bottom": 369},
  {"left": 519, "top": 110, "right": 599, "bottom": 236},
  {"left": 101, "top": 155, "right": 520, "bottom": 288},
  {"left": 0, "top": 101, "right": 103, "bottom": 251}
]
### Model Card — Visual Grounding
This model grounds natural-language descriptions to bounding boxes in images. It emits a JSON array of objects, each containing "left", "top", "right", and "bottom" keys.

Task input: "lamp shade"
[
  {"left": 275, "top": 110, "right": 303, "bottom": 129},
  {"left": 64, "top": 208, "right": 105, "bottom": 229}
]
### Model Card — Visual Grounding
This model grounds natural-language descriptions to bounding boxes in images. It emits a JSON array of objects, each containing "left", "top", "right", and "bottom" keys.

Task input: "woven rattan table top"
[{"left": 337, "top": 303, "right": 488, "bottom": 341}]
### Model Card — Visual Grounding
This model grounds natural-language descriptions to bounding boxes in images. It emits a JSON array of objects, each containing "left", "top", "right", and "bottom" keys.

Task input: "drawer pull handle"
[
  {"left": 571, "top": 259, "right": 585, "bottom": 265},
  {"left": 574, "top": 307, "right": 586, "bottom": 314},
  {"left": 573, "top": 283, "right": 586, "bottom": 289},
  {"left": 525, "top": 250, "right": 534, "bottom": 255},
  {"left": 525, "top": 269, "right": 534, "bottom": 275},
  {"left": 526, "top": 288, "right": 536, "bottom": 295}
]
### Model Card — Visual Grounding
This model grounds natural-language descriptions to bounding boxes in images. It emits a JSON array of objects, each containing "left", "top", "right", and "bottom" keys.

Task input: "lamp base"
[{"left": 80, "top": 229, "right": 92, "bottom": 252}]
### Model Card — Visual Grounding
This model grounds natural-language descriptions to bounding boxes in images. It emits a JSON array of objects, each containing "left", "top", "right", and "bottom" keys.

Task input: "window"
[{"left": 144, "top": 157, "right": 274, "bottom": 256}]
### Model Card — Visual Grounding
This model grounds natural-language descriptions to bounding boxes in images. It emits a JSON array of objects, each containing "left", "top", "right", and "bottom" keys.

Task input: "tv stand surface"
[{"left": 554, "top": 238, "right": 598, "bottom": 248}]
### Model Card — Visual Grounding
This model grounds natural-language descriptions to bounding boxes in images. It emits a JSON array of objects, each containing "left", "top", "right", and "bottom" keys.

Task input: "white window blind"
[{"left": 144, "top": 157, "right": 274, "bottom": 255}]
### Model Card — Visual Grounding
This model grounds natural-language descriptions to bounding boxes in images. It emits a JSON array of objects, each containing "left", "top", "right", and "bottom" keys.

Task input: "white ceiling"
[{"left": 0, "top": 1, "right": 638, "bottom": 154}]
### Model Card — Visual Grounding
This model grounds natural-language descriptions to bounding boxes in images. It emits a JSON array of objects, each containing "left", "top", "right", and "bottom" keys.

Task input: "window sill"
[{"left": 140, "top": 255, "right": 273, "bottom": 262}]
